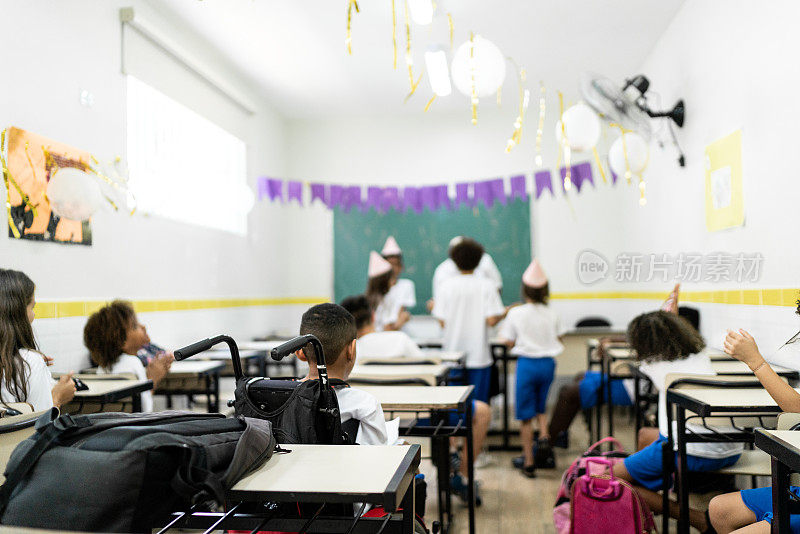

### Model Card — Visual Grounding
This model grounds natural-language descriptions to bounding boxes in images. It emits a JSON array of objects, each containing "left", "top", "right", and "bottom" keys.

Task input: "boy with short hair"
[
  {"left": 296, "top": 302, "right": 390, "bottom": 446},
  {"left": 340, "top": 294, "right": 424, "bottom": 359},
  {"left": 432, "top": 238, "right": 508, "bottom": 403}
]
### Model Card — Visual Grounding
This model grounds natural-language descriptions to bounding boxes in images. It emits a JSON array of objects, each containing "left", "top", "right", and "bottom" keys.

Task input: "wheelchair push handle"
[
  {"left": 271, "top": 334, "right": 329, "bottom": 387},
  {"left": 174, "top": 334, "right": 244, "bottom": 380}
]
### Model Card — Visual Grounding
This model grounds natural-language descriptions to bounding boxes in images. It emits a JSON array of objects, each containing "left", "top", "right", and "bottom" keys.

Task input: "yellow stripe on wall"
[
  {"left": 551, "top": 289, "right": 800, "bottom": 307},
  {"left": 34, "top": 297, "right": 329, "bottom": 320}
]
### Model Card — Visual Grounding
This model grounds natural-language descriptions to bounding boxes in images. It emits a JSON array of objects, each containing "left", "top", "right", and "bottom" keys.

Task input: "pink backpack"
[{"left": 553, "top": 437, "right": 656, "bottom": 534}]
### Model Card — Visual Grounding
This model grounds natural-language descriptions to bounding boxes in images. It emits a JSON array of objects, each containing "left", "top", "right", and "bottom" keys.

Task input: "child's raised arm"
[{"left": 725, "top": 329, "right": 800, "bottom": 413}]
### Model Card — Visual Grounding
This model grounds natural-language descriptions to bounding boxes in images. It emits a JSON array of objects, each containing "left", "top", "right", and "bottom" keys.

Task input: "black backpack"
[
  {"left": 177, "top": 334, "right": 354, "bottom": 445},
  {"left": 0, "top": 409, "right": 275, "bottom": 533}
]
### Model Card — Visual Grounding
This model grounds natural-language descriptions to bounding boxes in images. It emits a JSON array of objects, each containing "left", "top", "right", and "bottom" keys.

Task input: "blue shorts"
[
  {"left": 579, "top": 370, "right": 633, "bottom": 410},
  {"left": 623, "top": 435, "right": 741, "bottom": 491},
  {"left": 464, "top": 366, "right": 491, "bottom": 403},
  {"left": 515, "top": 357, "right": 556, "bottom": 420},
  {"left": 741, "top": 486, "right": 800, "bottom": 532}
]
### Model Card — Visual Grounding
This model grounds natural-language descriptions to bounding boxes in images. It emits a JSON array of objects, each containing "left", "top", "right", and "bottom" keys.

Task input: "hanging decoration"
[
  {"left": 391, "top": 0, "right": 398, "bottom": 69},
  {"left": 533, "top": 83, "right": 546, "bottom": 168},
  {"left": 556, "top": 91, "right": 572, "bottom": 192},
  {"left": 46, "top": 167, "right": 104, "bottom": 221},
  {"left": 346, "top": 0, "right": 359, "bottom": 55},
  {"left": 402, "top": 0, "right": 423, "bottom": 101},
  {"left": 505, "top": 63, "right": 529, "bottom": 153}
]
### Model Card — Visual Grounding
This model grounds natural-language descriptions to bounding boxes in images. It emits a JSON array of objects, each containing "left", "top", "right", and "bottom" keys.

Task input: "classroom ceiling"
[{"left": 159, "top": 0, "right": 686, "bottom": 119}]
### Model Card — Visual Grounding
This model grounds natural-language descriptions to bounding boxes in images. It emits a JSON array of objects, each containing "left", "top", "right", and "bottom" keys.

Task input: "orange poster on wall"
[{"left": 4, "top": 126, "right": 92, "bottom": 245}]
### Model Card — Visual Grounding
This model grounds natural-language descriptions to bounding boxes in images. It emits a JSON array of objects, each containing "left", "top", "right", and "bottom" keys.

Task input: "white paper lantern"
[
  {"left": 608, "top": 133, "right": 650, "bottom": 177},
  {"left": 46, "top": 167, "right": 104, "bottom": 221},
  {"left": 450, "top": 36, "right": 506, "bottom": 98},
  {"left": 554, "top": 103, "right": 601, "bottom": 152}
]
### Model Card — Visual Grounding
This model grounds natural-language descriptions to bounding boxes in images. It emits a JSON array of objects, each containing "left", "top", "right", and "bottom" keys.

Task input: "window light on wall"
[{"left": 126, "top": 75, "right": 253, "bottom": 235}]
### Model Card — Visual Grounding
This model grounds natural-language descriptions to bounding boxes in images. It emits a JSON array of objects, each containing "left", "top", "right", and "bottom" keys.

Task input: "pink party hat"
[
  {"left": 661, "top": 283, "right": 680, "bottom": 314},
  {"left": 381, "top": 236, "right": 402, "bottom": 256},
  {"left": 522, "top": 259, "right": 547, "bottom": 288},
  {"left": 368, "top": 251, "right": 393, "bottom": 277}
]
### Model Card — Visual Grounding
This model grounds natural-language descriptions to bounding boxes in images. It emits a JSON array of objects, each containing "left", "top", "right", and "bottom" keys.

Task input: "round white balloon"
[
  {"left": 450, "top": 36, "right": 506, "bottom": 98},
  {"left": 608, "top": 133, "right": 650, "bottom": 177},
  {"left": 46, "top": 167, "right": 104, "bottom": 221},
  {"left": 554, "top": 103, "right": 601, "bottom": 152}
]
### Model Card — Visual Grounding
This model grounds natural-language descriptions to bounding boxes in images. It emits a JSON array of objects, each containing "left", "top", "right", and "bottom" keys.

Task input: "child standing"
[
  {"left": 432, "top": 238, "right": 507, "bottom": 403},
  {"left": 381, "top": 236, "right": 417, "bottom": 312},
  {"left": 366, "top": 251, "right": 409, "bottom": 332},
  {"left": 498, "top": 260, "right": 565, "bottom": 477}
]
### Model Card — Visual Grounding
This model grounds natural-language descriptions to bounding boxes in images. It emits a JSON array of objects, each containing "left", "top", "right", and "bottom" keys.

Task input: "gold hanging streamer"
[
  {"left": 447, "top": 13, "right": 454, "bottom": 49},
  {"left": 609, "top": 123, "right": 633, "bottom": 185},
  {"left": 592, "top": 147, "right": 608, "bottom": 184},
  {"left": 534, "top": 83, "right": 545, "bottom": 167},
  {"left": 505, "top": 64, "right": 529, "bottom": 153},
  {"left": 469, "top": 32, "right": 478, "bottom": 125},
  {"left": 346, "top": 0, "right": 360, "bottom": 55},
  {"left": 558, "top": 91, "right": 571, "bottom": 192},
  {"left": 391, "top": 0, "right": 397, "bottom": 69},
  {"left": 424, "top": 94, "right": 436, "bottom": 112},
  {"left": 638, "top": 178, "right": 646, "bottom": 206},
  {"left": 496, "top": 87, "right": 502, "bottom": 107},
  {"left": 403, "top": 72, "right": 424, "bottom": 103}
]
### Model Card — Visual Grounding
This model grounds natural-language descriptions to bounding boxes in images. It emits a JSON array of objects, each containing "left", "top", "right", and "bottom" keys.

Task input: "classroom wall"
[
  {"left": 286, "top": 0, "right": 800, "bottom": 357},
  {"left": 0, "top": 0, "right": 315, "bottom": 372}
]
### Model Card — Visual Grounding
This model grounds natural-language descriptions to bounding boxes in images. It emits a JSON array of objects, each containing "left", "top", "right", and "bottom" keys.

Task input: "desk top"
[
  {"left": 755, "top": 429, "right": 800, "bottom": 472},
  {"left": 712, "top": 360, "right": 797, "bottom": 377},
  {"left": 237, "top": 341, "right": 285, "bottom": 352},
  {"left": 168, "top": 360, "right": 226, "bottom": 376},
  {"left": 420, "top": 349, "right": 465, "bottom": 363},
  {"left": 607, "top": 347, "right": 636, "bottom": 359},
  {"left": 229, "top": 444, "right": 421, "bottom": 511},
  {"left": 349, "top": 364, "right": 449, "bottom": 385},
  {"left": 357, "top": 385, "right": 473, "bottom": 410},
  {"left": 73, "top": 379, "right": 153, "bottom": 401},
  {"left": 201, "top": 349, "right": 262, "bottom": 360},
  {"left": 667, "top": 386, "right": 800, "bottom": 415}
]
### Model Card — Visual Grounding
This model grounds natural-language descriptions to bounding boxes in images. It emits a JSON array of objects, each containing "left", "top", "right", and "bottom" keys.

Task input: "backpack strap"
[
  {"left": 0, "top": 409, "right": 91, "bottom": 514},
  {"left": 329, "top": 379, "right": 350, "bottom": 390}
]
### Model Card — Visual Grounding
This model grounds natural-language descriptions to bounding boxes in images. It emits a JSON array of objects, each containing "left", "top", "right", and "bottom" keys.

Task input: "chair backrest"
[
  {"left": 575, "top": 317, "right": 612, "bottom": 328},
  {"left": 777, "top": 412, "right": 800, "bottom": 430},
  {"left": 346, "top": 377, "right": 431, "bottom": 387},
  {"left": 0, "top": 410, "right": 46, "bottom": 483}
]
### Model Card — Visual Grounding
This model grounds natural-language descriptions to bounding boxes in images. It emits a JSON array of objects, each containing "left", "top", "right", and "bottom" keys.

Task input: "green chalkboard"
[{"left": 333, "top": 199, "right": 532, "bottom": 314}]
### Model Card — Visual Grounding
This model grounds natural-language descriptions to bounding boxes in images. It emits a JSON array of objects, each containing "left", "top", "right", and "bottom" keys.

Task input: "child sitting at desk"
[
  {"left": 83, "top": 300, "right": 173, "bottom": 412},
  {"left": 341, "top": 294, "right": 424, "bottom": 359},
  {"left": 709, "top": 300, "right": 800, "bottom": 534},
  {"left": 498, "top": 259, "right": 565, "bottom": 476},
  {"left": 296, "top": 302, "right": 390, "bottom": 445},
  {"left": 0, "top": 269, "right": 76, "bottom": 410},
  {"left": 610, "top": 310, "right": 742, "bottom": 533}
]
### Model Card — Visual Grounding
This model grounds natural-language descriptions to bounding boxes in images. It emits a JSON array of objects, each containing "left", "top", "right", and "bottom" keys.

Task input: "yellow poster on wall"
[{"left": 705, "top": 130, "right": 744, "bottom": 232}]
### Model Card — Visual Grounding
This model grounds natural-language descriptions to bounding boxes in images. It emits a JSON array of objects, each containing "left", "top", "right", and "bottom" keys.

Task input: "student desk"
[
  {"left": 359, "top": 350, "right": 466, "bottom": 367},
  {"left": 63, "top": 378, "right": 153, "bottom": 414},
  {"left": 201, "top": 348, "right": 267, "bottom": 376},
  {"left": 666, "top": 386, "right": 799, "bottom": 533},
  {"left": 712, "top": 360, "right": 798, "bottom": 381},
  {"left": 161, "top": 444, "right": 422, "bottom": 534},
  {"left": 359, "top": 385, "right": 476, "bottom": 534},
  {"left": 155, "top": 360, "right": 226, "bottom": 413},
  {"left": 754, "top": 429, "right": 800, "bottom": 534},
  {"left": 239, "top": 340, "right": 300, "bottom": 376},
  {"left": 349, "top": 364, "right": 450, "bottom": 386},
  {"left": 593, "top": 346, "right": 637, "bottom": 441}
]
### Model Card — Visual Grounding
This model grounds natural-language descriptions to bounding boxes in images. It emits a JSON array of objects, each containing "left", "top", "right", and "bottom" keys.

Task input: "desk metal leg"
[
  {"left": 607, "top": 371, "right": 614, "bottom": 438},
  {"left": 634, "top": 373, "right": 642, "bottom": 438},
  {"left": 401, "top": 476, "right": 416, "bottom": 534},
  {"left": 595, "top": 358, "right": 605, "bottom": 442},
  {"left": 771, "top": 457, "right": 790, "bottom": 534},
  {"left": 211, "top": 372, "right": 220, "bottom": 413},
  {"left": 676, "top": 407, "right": 689, "bottom": 534},
  {"left": 466, "top": 399, "right": 475, "bottom": 534},
  {"left": 502, "top": 350, "right": 510, "bottom": 450},
  {"left": 132, "top": 393, "right": 142, "bottom": 413}
]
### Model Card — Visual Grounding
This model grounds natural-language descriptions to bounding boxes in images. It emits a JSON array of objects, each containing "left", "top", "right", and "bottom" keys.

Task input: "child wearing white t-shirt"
[
  {"left": 366, "top": 251, "right": 410, "bottom": 332},
  {"left": 0, "top": 269, "right": 76, "bottom": 411},
  {"left": 432, "top": 238, "right": 507, "bottom": 402},
  {"left": 498, "top": 260, "right": 565, "bottom": 477},
  {"left": 341, "top": 294, "right": 424, "bottom": 359},
  {"left": 83, "top": 300, "right": 172, "bottom": 412},
  {"left": 381, "top": 236, "right": 417, "bottom": 313}
]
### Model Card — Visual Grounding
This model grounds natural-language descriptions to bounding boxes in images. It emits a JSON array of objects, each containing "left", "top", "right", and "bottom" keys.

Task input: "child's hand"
[
  {"left": 724, "top": 329, "right": 764, "bottom": 370},
  {"left": 52, "top": 371, "right": 77, "bottom": 407},
  {"left": 397, "top": 310, "right": 411, "bottom": 326}
]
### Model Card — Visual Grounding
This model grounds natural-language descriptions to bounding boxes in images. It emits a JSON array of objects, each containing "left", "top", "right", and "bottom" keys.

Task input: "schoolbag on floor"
[
  {"left": 552, "top": 437, "right": 655, "bottom": 534},
  {"left": 0, "top": 409, "right": 276, "bottom": 533}
]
